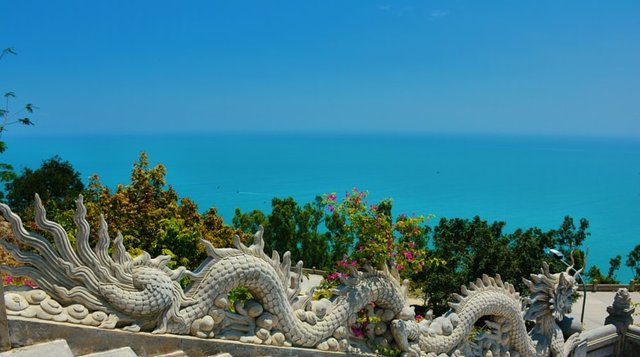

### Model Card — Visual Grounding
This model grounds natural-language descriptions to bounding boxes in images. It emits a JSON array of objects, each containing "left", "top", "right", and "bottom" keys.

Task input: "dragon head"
[{"left": 523, "top": 260, "right": 580, "bottom": 322}]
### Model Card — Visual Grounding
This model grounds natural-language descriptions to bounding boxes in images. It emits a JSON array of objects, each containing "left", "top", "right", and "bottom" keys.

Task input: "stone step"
[{"left": 0, "top": 339, "right": 74, "bottom": 357}]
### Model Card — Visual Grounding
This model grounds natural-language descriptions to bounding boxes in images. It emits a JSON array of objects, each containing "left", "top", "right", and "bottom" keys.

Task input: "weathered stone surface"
[
  {"left": 80, "top": 346, "right": 138, "bottom": 357},
  {"left": 604, "top": 288, "right": 635, "bottom": 333},
  {"left": 6, "top": 317, "right": 347, "bottom": 357},
  {"left": 0, "top": 339, "right": 73, "bottom": 357}
]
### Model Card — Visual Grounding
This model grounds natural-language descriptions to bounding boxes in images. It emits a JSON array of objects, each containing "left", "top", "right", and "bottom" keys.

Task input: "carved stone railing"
[
  {"left": 573, "top": 288, "right": 638, "bottom": 357},
  {"left": 0, "top": 195, "right": 592, "bottom": 356}
]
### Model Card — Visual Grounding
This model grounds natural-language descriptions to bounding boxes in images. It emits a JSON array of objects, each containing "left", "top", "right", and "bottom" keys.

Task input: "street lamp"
[{"left": 548, "top": 248, "right": 587, "bottom": 325}]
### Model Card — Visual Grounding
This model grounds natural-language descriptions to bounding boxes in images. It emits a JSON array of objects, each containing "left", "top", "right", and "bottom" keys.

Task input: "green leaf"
[
  {"left": 0, "top": 48, "right": 17, "bottom": 59},
  {"left": 3, "top": 92, "right": 15, "bottom": 98},
  {"left": 18, "top": 118, "right": 34, "bottom": 126},
  {"left": 25, "top": 103, "right": 37, "bottom": 113}
]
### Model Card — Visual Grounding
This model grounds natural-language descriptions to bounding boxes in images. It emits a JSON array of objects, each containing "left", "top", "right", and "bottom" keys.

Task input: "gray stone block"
[
  {"left": 0, "top": 339, "right": 73, "bottom": 357},
  {"left": 80, "top": 346, "right": 138, "bottom": 357}
]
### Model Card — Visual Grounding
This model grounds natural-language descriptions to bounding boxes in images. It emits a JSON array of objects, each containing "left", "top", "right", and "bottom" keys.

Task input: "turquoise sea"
[{"left": 3, "top": 133, "right": 640, "bottom": 282}]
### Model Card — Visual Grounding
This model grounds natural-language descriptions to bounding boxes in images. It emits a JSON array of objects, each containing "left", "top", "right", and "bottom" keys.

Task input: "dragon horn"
[{"left": 566, "top": 250, "right": 576, "bottom": 275}]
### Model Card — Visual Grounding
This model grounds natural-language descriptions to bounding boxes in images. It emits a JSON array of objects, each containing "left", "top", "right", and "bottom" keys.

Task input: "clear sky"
[{"left": 2, "top": 0, "right": 639, "bottom": 137}]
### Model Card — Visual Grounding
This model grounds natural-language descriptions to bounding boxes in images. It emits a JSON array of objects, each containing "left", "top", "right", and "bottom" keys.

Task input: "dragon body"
[
  {"left": 391, "top": 269, "right": 580, "bottom": 356},
  {"left": 0, "top": 195, "right": 581, "bottom": 356}
]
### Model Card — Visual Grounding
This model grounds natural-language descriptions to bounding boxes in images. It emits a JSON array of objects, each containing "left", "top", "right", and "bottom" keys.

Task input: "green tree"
[
  {"left": 200, "top": 206, "right": 245, "bottom": 249},
  {"left": 323, "top": 189, "right": 440, "bottom": 281},
  {"left": 232, "top": 208, "right": 268, "bottom": 237},
  {"left": 239, "top": 196, "right": 331, "bottom": 269},
  {"left": 85, "top": 152, "right": 244, "bottom": 270},
  {"left": 586, "top": 265, "right": 618, "bottom": 284},
  {"left": 626, "top": 244, "right": 640, "bottom": 280},
  {"left": 608, "top": 255, "right": 622, "bottom": 280},
  {"left": 294, "top": 197, "right": 328, "bottom": 269},
  {"left": 419, "top": 215, "right": 590, "bottom": 314},
  {"left": 266, "top": 197, "right": 299, "bottom": 256},
  {"left": 506, "top": 227, "right": 556, "bottom": 290},
  {"left": 553, "top": 216, "right": 590, "bottom": 270},
  {"left": 420, "top": 217, "right": 510, "bottom": 314},
  {"left": 4, "top": 156, "right": 84, "bottom": 229}
]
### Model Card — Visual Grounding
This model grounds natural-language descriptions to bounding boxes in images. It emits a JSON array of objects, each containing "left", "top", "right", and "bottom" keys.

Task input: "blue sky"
[{"left": 2, "top": 0, "right": 639, "bottom": 137}]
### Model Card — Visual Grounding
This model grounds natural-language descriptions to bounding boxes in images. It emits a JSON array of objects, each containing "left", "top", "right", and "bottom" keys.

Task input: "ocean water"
[{"left": 3, "top": 133, "right": 640, "bottom": 282}]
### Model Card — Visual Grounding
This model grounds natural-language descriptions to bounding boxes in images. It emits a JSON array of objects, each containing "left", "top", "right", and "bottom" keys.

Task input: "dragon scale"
[
  {"left": 158, "top": 253, "right": 406, "bottom": 347},
  {"left": 419, "top": 277, "right": 538, "bottom": 356},
  {"left": 0, "top": 195, "right": 582, "bottom": 356}
]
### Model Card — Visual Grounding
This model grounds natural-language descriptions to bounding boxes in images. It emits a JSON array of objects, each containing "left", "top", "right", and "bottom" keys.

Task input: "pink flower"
[
  {"left": 404, "top": 251, "right": 414, "bottom": 260},
  {"left": 351, "top": 325, "right": 364, "bottom": 337},
  {"left": 397, "top": 264, "right": 404, "bottom": 271},
  {"left": 327, "top": 204, "right": 334, "bottom": 212},
  {"left": 3, "top": 275, "right": 14, "bottom": 285}
]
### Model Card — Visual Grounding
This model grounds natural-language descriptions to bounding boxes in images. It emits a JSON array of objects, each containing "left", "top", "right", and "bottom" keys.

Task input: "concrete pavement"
[{"left": 567, "top": 290, "right": 639, "bottom": 330}]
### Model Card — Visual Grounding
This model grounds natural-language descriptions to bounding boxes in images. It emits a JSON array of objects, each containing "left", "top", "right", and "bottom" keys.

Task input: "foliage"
[
  {"left": 419, "top": 216, "right": 589, "bottom": 315},
  {"left": 596, "top": 254, "right": 624, "bottom": 284},
  {"left": 232, "top": 208, "right": 267, "bottom": 240},
  {"left": 84, "top": 152, "right": 246, "bottom": 271},
  {"left": 2, "top": 274, "right": 37, "bottom": 289},
  {"left": 348, "top": 302, "right": 401, "bottom": 356},
  {"left": 227, "top": 287, "right": 254, "bottom": 313},
  {"left": 608, "top": 255, "right": 622, "bottom": 279},
  {"left": 0, "top": 48, "right": 37, "bottom": 141},
  {"left": 553, "top": 216, "right": 590, "bottom": 270},
  {"left": 0, "top": 156, "right": 83, "bottom": 268},
  {"left": 626, "top": 244, "right": 640, "bottom": 280},
  {"left": 4, "top": 156, "right": 84, "bottom": 215},
  {"left": 0, "top": 47, "right": 37, "bottom": 200},
  {"left": 419, "top": 217, "right": 509, "bottom": 313},
  {"left": 323, "top": 188, "right": 441, "bottom": 280},
  {"left": 1, "top": 148, "right": 613, "bottom": 319},
  {"left": 586, "top": 266, "right": 618, "bottom": 284},
  {"left": 233, "top": 196, "right": 331, "bottom": 269}
]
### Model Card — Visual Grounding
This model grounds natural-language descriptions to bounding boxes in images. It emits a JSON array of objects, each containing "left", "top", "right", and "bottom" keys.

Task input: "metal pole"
[{"left": 576, "top": 272, "right": 586, "bottom": 325}]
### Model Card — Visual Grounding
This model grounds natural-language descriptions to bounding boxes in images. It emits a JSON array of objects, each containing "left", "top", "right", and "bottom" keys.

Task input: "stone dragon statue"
[{"left": 0, "top": 195, "right": 581, "bottom": 356}]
